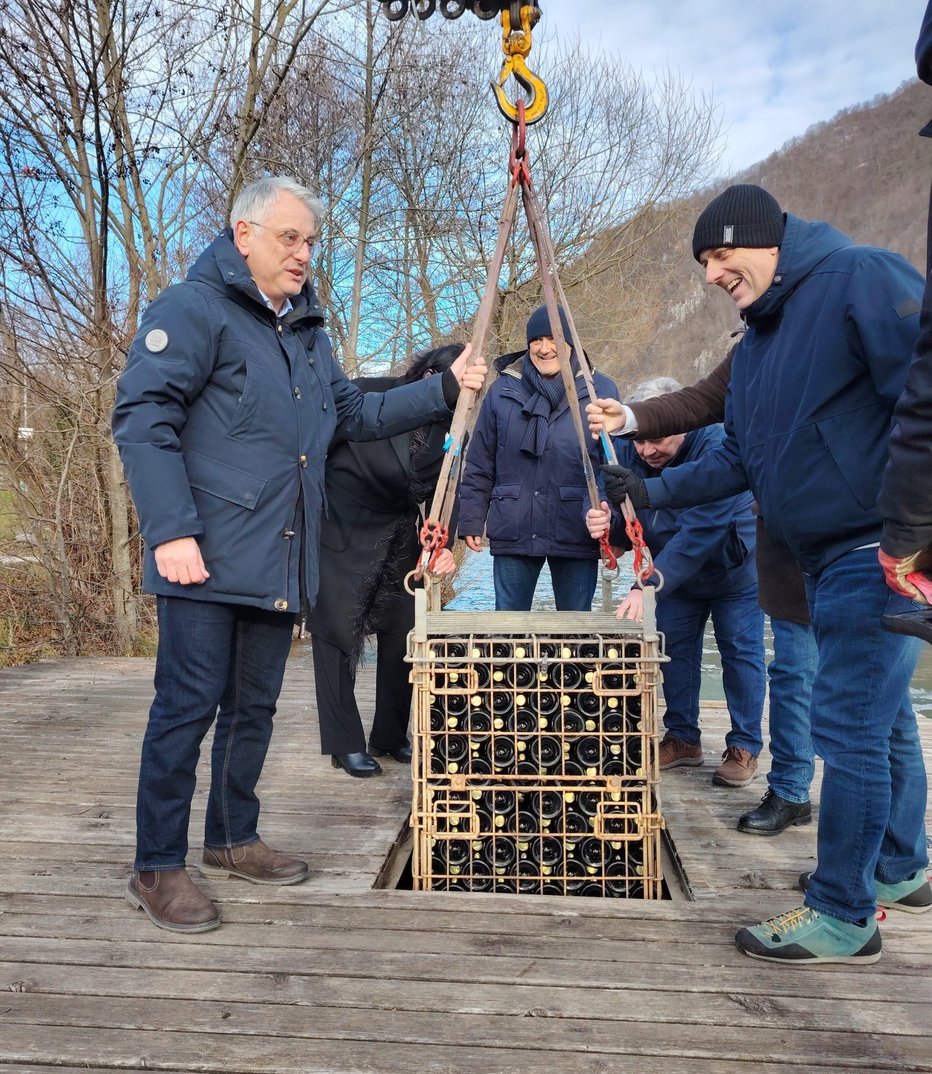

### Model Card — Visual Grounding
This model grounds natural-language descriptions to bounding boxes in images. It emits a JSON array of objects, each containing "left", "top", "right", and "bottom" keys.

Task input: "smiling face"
[
  {"left": 698, "top": 245, "right": 779, "bottom": 309},
  {"left": 528, "top": 335, "right": 561, "bottom": 377},
  {"left": 633, "top": 433, "right": 686, "bottom": 470},
  {"left": 233, "top": 190, "right": 317, "bottom": 312}
]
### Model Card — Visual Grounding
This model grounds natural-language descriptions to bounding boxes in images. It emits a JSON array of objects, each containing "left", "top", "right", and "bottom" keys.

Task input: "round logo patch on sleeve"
[{"left": 144, "top": 329, "right": 169, "bottom": 353}]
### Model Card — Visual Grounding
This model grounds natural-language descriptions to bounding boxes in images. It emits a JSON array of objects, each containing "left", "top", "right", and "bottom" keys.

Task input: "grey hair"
[
  {"left": 229, "top": 177, "right": 325, "bottom": 232},
  {"left": 626, "top": 376, "right": 683, "bottom": 405}
]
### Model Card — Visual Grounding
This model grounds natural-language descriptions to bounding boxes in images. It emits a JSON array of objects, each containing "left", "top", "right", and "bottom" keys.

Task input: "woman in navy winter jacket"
[
  {"left": 588, "top": 377, "right": 765, "bottom": 788},
  {"left": 457, "top": 305, "right": 619, "bottom": 610}
]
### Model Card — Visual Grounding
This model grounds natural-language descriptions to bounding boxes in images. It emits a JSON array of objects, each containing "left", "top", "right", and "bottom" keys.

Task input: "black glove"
[{"left": 600, "top": 464, "right": 650, "bottom": 510}]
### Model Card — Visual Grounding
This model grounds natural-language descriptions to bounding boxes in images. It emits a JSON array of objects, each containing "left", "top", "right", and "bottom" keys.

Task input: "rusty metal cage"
[{"left": 408, "top": 606, "right": 666, "bottom": 898}]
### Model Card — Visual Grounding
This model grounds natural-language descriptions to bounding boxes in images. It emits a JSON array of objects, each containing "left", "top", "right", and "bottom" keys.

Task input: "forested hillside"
[{"left": 499, "top": 78, "right": 930, "bottom": 394}]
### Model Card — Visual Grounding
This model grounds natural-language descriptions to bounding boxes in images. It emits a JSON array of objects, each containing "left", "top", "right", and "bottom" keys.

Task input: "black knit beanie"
[
  {"left": 692, "top": 184, "right": 784, "bottom": 262},
  {"left": 526, "top": 303, "right": 572, "bottom": 345}
]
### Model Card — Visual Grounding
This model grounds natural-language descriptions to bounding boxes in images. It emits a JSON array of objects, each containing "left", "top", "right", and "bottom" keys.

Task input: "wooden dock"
[{"left": 0, "top": 650, "right": 930, "bottom": 1074}]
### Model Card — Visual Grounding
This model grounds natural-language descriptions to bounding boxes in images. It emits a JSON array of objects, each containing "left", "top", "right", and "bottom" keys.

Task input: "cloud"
[{"left": 539, "top": 0, "right": 920, "bottom": 171}]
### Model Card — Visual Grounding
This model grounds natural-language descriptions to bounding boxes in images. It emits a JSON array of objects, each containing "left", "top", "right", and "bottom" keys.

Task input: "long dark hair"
[{"left": 401, "top": 343, "right": 461, "bottom": 384}]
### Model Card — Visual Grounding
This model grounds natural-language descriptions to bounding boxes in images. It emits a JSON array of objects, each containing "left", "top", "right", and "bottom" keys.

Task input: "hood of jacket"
[
  {"left": 187, "top": 229, "right": 326, "bottom": 328},
  {"left": 742, "top": 214, "right": 854, "bottom": 328}
]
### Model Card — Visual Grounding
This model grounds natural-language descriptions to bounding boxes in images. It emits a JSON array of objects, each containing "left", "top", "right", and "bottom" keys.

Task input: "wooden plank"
[
  {"left": 0, "top": 961, "right": 928, "bottom": 1034},
  {"left": 0, "top": 992, "right": 928, "bottom": 1070},
  {"left": 1, "top": 655, "right": 930, "bottom": 1074},
  {"left": 0, "top": 1025, "right": 910, "bottom": 1074}
]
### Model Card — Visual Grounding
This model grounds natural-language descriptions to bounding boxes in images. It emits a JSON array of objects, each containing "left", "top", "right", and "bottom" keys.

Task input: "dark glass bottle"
[
  {"left": 478, "top": 789, "right": 516, "bottom": 830},
  {"left": 514, "top": 706, "right": 537, "bottom": 734},
  {"left": 527, "top": 734, "right": 562, "bottom": 771},
  {"left": 464, "top": 858, "right": 494, "bottom": 892},
  {"left": 548, "top": 661, "right": 584, "bottom": 690},
  {"left": 561, "top": 857, "right": 588, "bottom": 894},
  {"left": 429, "top": 706, "right": 445, "bottom": 733},
  {"left": 573, "top": 736, "right": 608, "bottom": 770},
  {"left": 536, "top": 691, "right": 562, "bottom": 720},
  {"left": 443, "top": 691, "right": 470, "bottom": 719},
  {"left": 530, "top": 789, "right": 564, "bottom": 823},
  {"left": 563, "top": 810, "right": 589, "bottom": 836},
  {"left": 446, "top": 641, "right": 467, "bottom": 658},
  {"left": 606, "top": 855, "right": 644, "bottom": 897},
  {"left": 464, "top": 707, "right": 492, "bottom": 738},
  {"left": 480, "top": 836, "right": 518, "bottom": 870},
  {"left": 432, "top": 733, "right": 469, "bottom": 771},
  {"left": 432, "top": 838, "right": 471, "bottom": 870},
  {"left": 577, "top": 691, "right": 602, "bottom": 717},
  {"left": 505, "top": 662, "right": 536, "bottom": 689},
  {"left": 577, "top": 880, "right": 606, "bottom": 897},
  {"left": 527, "top": 835, "right": 564, "bottom": 869},
  {"left": 577, "top": 836, "right": 608, "bottom": 870},
  {"left": 576, "top": 790, "right": 602, "bottom": 818},
  {"left": 491, "top": 690, "right": 515, "bottom": 719},
  {"left": 465, "top": 754, "right": 493, "bottom": 776},
  {"left": 491, "top": 736, "right": 517, "bottom": 772},
  {"left": 517, "top": 858, "right": 542, "bottom": 894},
  {"left": 552, "top": 707, "right": 586, "bottom": 734}
]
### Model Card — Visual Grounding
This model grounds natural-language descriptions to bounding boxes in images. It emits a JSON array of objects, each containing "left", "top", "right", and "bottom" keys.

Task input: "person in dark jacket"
[
  {"left": 592, "top": 185, "right": 929, "bottom": 964},
  {"left": 307, "top": 345, "right": 461, "bottom": 778},
  {"left": 457, "top": 305, "right": 619, "bottom": 610},
  {"left": 587, "top": 346, "right": 817, "bottom": 836},
  {"left": 877, "top": 0, "right": 932, "bottom": 611},
  {"left": 587, "top": 377, "right": 765, "bottom": 789},
  {"left": 112, "top": 177, "right": 486, "bottom": 934}
]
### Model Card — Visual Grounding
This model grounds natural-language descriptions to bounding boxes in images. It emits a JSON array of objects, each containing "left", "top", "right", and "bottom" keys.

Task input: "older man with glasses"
[{"left": 113, "top": 176, "right": 486, "bottom": 933}]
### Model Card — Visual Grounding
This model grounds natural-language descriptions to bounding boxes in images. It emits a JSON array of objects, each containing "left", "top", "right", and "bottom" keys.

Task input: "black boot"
[
  {"left": 737, "top": 789, "right": 812, "bottom": 836},
  {"left": 369, "top": 742, "right": 413, "bottom": 763},
  {"left": 331, "top": 752, "right": 383, "bottom": 777}
]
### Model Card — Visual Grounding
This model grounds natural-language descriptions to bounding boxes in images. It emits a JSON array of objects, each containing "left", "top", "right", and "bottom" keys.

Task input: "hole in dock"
[{"left": 375, "top": 815, "right": 691, "bottom": 901}]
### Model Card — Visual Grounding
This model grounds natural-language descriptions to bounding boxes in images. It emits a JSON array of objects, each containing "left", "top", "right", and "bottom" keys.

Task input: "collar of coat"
[{"left": 188, "top": 230, "right": 326, "bottom": 328}]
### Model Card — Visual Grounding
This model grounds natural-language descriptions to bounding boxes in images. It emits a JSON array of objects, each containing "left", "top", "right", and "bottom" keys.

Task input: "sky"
[{"left": 537, "top": 0, "right": 924, "bottom": 175}]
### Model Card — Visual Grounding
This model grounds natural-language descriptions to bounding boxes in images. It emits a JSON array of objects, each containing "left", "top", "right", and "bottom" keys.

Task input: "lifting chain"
[{"left": 378, "top": 1, "right": 538, "bottom": 23}]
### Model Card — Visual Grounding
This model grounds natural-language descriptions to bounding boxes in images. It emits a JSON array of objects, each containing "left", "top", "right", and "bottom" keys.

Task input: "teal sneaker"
[
  {"left": 799, "top": 870, "right": 932, "bottom": 914},
  {"left": 735, "top": 906, "right": 881, "bottom": 964}
]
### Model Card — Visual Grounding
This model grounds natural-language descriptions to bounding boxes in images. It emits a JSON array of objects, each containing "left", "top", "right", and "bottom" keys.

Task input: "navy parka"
[
  {"left": 605, "top": 426, "right": 757, "bottom": 600},
  {"left": 643, "top": 214, "right": 923, "bottom": 575},
  {"left": 457, "top": 351, "right": 619, "bottom": 559},
  {"left": 113, "top": 231, "right": 454, "bottom": 612}
]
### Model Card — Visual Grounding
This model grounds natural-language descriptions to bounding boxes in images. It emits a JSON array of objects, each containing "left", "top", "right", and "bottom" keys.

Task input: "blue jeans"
[
  {"left": 135, "top": 596, "right": 295, "bottom": 871},
  {"left": 803, "top": 547, "right": 927, "bottom": 923},
  {"left": 657, "top": 583, "right": 765, "bottom": 755},
  {"left": 493, "top": 554, "right": 598, "bottom": 611},
  {"left": 766, "top": 617, "right": 818, "bottom": 802}
]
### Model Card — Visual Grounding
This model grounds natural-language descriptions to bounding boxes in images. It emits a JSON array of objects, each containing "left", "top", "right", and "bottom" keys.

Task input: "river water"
[{"left": 445, "top": 549, "right": 932, "bottom": 719}]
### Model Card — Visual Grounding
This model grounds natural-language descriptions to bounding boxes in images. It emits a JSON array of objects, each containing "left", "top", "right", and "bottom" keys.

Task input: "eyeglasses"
[{"left": 248, "top": 220, "right": 317, "bottom": 253}]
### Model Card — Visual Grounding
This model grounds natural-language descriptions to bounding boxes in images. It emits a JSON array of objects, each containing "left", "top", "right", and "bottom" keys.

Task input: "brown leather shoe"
[
  {"left": 658, "top": 734, "right": 704, "bottom": 770},
  {"left": 199, "top": 838, "right": 309, "bottom": 885},
  {"left": 713, "top": 746, "right": 759, "bottom": 787},
  {"left": 127, "top": 868, "right": 220, "bottom": 933}
]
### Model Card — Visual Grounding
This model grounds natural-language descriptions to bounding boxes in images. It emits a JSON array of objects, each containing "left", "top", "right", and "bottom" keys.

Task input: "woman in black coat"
[{"left": 306, "top": 345, "right": 461, "bottom": 777}]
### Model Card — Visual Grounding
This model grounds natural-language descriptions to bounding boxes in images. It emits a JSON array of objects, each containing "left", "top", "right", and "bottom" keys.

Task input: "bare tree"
[{"left": 0, "top": 0, "right": 343, "bottom": 662}]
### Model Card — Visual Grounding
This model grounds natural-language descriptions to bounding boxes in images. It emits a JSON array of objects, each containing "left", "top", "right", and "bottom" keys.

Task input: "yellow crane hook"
[{"left": 490, "top": 4, "right": 548, "bottom": 125}]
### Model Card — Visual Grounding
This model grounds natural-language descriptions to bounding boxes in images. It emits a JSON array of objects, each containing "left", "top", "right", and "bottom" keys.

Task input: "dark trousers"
[
  {"left": 135, "top": 596, "right": 295, "bottom": 871},
  {"left": 312, "top": 632, "right": 412, "bottom": 755}
]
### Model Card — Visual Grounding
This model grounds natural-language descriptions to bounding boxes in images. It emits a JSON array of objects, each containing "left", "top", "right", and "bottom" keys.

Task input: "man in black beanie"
[{"left": 592, "top": 183, "right": 930, "bottom": 965}]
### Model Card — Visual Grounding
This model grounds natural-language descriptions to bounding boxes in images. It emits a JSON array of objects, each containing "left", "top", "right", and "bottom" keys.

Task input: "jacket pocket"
[
  {"left": 557, "top": 485, "right": 589, "bottom": 543},
  {"left": 721, "top": 519, "right": 751, "bottom": 569},
  {"left": 815, "top": 412, "right": 880, "bottom": 511},
  {"left": 184, "top": 450, "right": 267, "bottom": 510},
  {"left": 487, "top": 483, "right": 522, "bottom": 542}
]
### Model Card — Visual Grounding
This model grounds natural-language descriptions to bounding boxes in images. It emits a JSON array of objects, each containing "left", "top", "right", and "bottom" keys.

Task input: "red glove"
[{"left": 878, "top": 549, "right": 932, "bottom": 605}]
